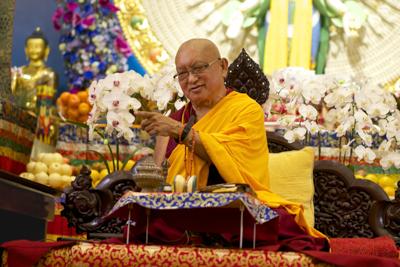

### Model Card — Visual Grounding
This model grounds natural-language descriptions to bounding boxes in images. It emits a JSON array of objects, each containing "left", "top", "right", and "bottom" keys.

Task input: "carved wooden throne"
[
  {"left": 61, "top": 49, "right": 400, "bottom": 244},
  {"left": 225, "top": 49, "right": 399, "bottom": 243}
]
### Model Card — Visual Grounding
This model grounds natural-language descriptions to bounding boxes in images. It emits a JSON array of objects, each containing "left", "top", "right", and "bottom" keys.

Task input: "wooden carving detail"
[
  {"left": 383, "top": 200, "right": 400, "bottom": 245},
  {"left": 266, "top": 131, "right": 399, "bottom": 241},
  {"left": 313, "top": 161, "right": 390, "bottom": 238},
  {"left": 61, "top": 166, "right": 140, "bottom": 234},
  {"left": 61, "top": 166, "right": 101, "bottom": 233},
  {"left": 225, "top": 49, "right": 270, "bottom": 105},
  {"left": 371, "top": 181, "right": 400, "bottom": 245},
  {"left": 313, "top": 170, "right": 374, "bottom": 237},
  {"left": 266, "top": 132, "right": 303, "bottom": 153},
  {"left": 386, "top": 181, "right": 400, "bottom": 237}
]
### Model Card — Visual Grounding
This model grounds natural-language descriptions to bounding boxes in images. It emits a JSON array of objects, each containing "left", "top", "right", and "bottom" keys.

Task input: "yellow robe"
[{"left": 168, "top": 91, "right": 325, "bottom": 239}]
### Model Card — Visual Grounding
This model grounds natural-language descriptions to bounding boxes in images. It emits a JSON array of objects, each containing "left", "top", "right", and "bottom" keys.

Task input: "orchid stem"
[{"left": 116, "top": 134, "right": 119, "bottom": 171}]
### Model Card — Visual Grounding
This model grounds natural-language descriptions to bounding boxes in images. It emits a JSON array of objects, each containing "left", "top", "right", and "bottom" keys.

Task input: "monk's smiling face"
[{"left": 175, "top": 39, "right": 228, "bottom": 109}]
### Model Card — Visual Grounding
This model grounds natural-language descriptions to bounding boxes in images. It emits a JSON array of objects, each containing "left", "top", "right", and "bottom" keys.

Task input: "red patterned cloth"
[
  {"left": 330, "top": 236, "right": 399, "bottom": 259},
  {"left": 2, "top": 241, "right": 400, "bottom": 267},
  {"left": 0, "top": 240, "right": 74, "bottom": 267}
]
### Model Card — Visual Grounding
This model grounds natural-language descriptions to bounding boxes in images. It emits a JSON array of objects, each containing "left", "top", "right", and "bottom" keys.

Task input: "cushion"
[{"left": 268, "top": 147, "right": 315, "bottom": 227}]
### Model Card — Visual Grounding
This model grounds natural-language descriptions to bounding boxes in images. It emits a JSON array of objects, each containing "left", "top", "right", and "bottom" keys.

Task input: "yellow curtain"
[
  {"left": 290, "top": 0, "right": 313, "bottom": 67},
  {"left": 263, "top": 0, "right": 313, "bottom": 74},
  {"left": 263, "top": 0, "right": 288, "bottom": 75}
]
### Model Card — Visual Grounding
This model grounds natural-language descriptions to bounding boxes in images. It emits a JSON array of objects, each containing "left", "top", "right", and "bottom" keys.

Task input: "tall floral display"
[
  {"left": 52, "top": 0, "right": 131, "bottom": 92},
  {"left": 265, "top": 67, "right": 400, "bottom": 198}
]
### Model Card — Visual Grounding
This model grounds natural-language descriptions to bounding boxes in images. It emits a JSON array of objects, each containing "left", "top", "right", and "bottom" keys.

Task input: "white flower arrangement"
[
  {"left": 265, "top": 67, "right": 400, "bottom": 170},
  {"left": 87, "top": 63, "right": 186, "bottom": 142}
]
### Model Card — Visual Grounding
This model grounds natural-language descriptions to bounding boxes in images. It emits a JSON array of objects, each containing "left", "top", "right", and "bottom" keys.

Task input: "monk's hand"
[{"left": 136, "top": 111, "right": 182, "bottom": 138}]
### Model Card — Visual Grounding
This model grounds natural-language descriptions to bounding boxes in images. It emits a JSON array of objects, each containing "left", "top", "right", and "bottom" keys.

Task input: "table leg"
[
  {"left": 126, "top": 207, "right": 131, "bottom": 244},
  {"left": 145, "top": 209, "right": 150, "bottom": 244},
  {"left": 239, "top": 204, "right": 244, "bottom": 249},
  {"left": 253, "top": 223, "right": 257, "bottom": 249}
]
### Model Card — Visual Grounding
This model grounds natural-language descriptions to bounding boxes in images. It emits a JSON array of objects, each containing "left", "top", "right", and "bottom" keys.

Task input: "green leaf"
[
  {"left": 331, "top": 17, "right": 343, "bottom": 28},
  {"left": 243, "top": 16, "right": 257, "bottom": 28},
  {"left": 88, "top": 149, "right": 110, "bottom": 174},
  {"left": 65, "top": 119, "right": 89, "bottom": 129},
  {"left": 121, "top": 147, "right": 140, "bottom": 170}
]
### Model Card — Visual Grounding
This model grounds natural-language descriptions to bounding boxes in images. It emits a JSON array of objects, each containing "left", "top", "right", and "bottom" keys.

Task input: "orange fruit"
[
  {"left": 78, "top": 102, "right": 91, "bottom": 115},
  {"left": 68, "top": 94, "right": 80, "bottom": 108},
  {"left": 77, "top": 90, "right": 89, "bottom": 103},
  {"left": 60, "top": 92, "right": 71, "bottom": 106},
  {"left": 78, "top": 114, "right": 89, "bottom": 123},
  {"left": 67, "top": 108, "right": 79, "bottom": 120}
]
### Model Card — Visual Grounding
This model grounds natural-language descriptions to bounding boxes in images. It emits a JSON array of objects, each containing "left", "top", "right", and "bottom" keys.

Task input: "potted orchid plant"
[
  {"left": 86, "top": 63, "right": 186, "bottom": 174},
  {"left": 265, "top": 67, "right": 400, "bottom": 171}
]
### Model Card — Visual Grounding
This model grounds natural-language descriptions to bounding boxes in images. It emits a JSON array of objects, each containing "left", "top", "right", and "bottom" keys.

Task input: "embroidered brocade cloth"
[
  {"left": 0, "top": 100, "right": 36, "bottom": 174},
  {"left": 1, "top": 242, "right": 333, "bottom": 267},
  {"left": 105, "top": 192, "right": 278, "bottom": 224}
]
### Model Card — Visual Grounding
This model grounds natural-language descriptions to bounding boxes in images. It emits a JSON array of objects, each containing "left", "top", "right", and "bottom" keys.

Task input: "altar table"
[{"left": 104, "top": 191, "right": 278, "bottom": 248}]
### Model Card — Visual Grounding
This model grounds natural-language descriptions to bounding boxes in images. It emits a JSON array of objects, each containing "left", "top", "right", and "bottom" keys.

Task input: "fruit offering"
[
  {"left": 355, "top": 170, "right": 399, "bottom": 199},
  {"left": 57, "top": 90, "right": 91, "bottom": 123},
  {"left": 19, "top": 152, "right": 75, "bottom": 190},
  {"left": 89, "top": 159, "right": 136, "bottom": 187}
]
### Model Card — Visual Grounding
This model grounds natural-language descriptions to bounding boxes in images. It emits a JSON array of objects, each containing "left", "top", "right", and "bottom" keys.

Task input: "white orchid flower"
[
  {"left": 378, "top": 139, "right": 393, "bottom": 152},
  {"left": 299, "top": 104, "right": 318, "bottom": 121},
  {"left": 86, "top": 104, "right": 99, "bottom": 125},
  {"left": 342, "top": 138, "right": 355, "bottom": 152},
  {"left": 354, "top": 145, "right": 376, "bottom": 164},
  {"left": 304, "top": 120, "right": 320, "bottom": 135},
  {"left": 301, "top": 77, "right": 326, "bottom": 105},
  {"left": 119, "top": 70, "right": 142, "bottom": 95},
  {"left": 336, "top": 117, "right": 354, "bottom": 137},
  {"left": 105, "top": 110, "right": 135, "bottom": 140},
  {"left": 174, "top": 99, "right": 186, "bottom": 111},
  {"left": 386, "top": 119, "right": 400, "bottom": 141},
  {"left": 323, "top": 92, "right": 338, "bottom": 108},
  {"left": 284, "top": 127, "right": 307, "bottom": 143},
  {"left": 376, "top": 119, "right": 388, "bottom": 136},
  {"left": 356, "top": 129, "right": 373, "bottom": 147},
  {"left": 324, "top": 108, "right": 338, "bottom": 125},
  {"left": 278, "top": 115, "right": 297, "bottom": 127},
  {"left": 354, "top": 91, "right": 372, "bottom": 110},
  {"left": 88, "top": 80, "right": 99, "bottom": 105},
  {"left": 102, "top": 89, "right": 141, "bottom": 112},
  {"left": 366, "top": 103, "right": 390, "bottom": 118},
  {"left": 101, "top": 72, "right": 130, "bottom": 93},
  {"left": 354, "top": 110, "right": 372, "bottom": 128}
]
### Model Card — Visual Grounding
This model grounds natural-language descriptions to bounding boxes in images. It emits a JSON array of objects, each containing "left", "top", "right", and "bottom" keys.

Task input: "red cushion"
[{"left": 330, "top": 236, "right": 399, "bottom": 259}]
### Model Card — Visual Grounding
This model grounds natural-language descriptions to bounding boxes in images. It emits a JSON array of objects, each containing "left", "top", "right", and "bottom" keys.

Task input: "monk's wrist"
[{"left": 172, "top": 123, "right": 183, "bottom": 142}]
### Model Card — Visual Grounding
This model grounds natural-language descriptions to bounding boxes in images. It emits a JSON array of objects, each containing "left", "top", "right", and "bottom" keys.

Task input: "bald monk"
[{"left": 136, "top": 38, "right": 328, "bottom": 250}]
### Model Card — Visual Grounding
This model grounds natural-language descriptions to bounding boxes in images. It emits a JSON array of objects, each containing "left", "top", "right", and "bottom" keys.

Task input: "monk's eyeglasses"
[{"left": 174, "top": 58, "right": 221, "bottom": 81}]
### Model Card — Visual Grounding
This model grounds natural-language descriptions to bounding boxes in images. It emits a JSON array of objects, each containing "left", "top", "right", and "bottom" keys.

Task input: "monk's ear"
[{"left": 220, "top": 58, "right": 229, "bottom": 79}]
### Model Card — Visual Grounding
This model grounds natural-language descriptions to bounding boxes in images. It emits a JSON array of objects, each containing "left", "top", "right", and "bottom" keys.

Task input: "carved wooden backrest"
[
  {"left": 225, "top": 49, "right": 270, "bottom": 105},
  {"left": 267, "top": 131, "right": 399, "bottom": 243}
]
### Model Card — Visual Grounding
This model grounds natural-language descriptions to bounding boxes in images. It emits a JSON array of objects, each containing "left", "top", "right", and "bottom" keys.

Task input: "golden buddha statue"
[
  {"left": 11, "top": 28, "right": 59, "bottom": 155},
  {"left": 11, "top": 28, "right": 58, "bottom": 114}
]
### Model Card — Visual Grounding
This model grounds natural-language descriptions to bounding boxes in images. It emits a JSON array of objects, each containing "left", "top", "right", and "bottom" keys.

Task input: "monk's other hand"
[{"left": 136, "top": 111, "right": 181, "bottom": 137}]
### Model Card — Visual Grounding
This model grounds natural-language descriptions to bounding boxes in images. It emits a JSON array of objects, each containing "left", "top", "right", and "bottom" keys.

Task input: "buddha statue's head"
[{"left": 24, "top": 28, "right": 50, "bottom": 64}]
